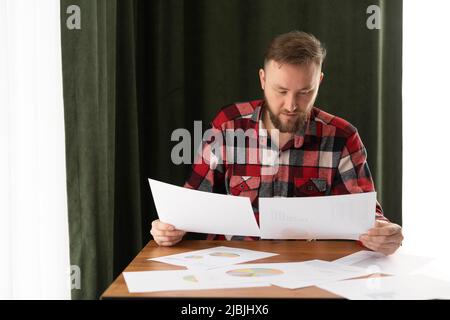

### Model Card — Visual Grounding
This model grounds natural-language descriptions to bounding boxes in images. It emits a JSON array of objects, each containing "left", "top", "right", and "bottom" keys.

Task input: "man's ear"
[
  {"left": 320, "top": 72, "right": 324, "bottom": 84},
  {"left": 259, "top": 68, "right": 265, "bottom": 90}
]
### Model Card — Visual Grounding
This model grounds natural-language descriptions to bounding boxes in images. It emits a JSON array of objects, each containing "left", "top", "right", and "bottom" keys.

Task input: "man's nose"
[{"left": 285, "top": 95, "right": 297, "bottom": 112}]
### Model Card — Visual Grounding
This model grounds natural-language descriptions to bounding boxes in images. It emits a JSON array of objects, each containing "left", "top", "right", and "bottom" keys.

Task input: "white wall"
[{"left": 403, "top": 0, "right": 450, "bottom": 257}]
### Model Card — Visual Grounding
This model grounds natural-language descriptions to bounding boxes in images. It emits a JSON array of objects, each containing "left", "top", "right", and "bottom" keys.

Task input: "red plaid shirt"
[{"left": 184, "top": 99, "right": 387, "bottom": 240}]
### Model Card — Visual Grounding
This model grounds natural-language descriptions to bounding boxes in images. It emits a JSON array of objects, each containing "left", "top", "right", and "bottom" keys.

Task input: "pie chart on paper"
[
  {"left": 184, "top": 255, "right": 203, "bottom": 259},
  {"left": 209, "top": 252, "right": 240, "bottom": 258},
  {"left": 226, "top": 268, "right": 284, "bottom": 277},
  {"left": 182, "top": 275, "right": 199, "bottom": 283}
]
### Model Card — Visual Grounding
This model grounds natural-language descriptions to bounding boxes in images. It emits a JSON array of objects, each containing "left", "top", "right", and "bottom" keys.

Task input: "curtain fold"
[
  {"left": 60, "top": 0, "right": 402, "bottom": 299},
  {"left": 62, "top": 0, "right": 117, "bottom": 300},
  {"left": 375, "top": 0, "right": 403, "bottom": 225}
]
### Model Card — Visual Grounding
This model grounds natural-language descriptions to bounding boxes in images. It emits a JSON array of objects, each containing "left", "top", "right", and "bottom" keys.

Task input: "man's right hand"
[{"left": 150, "top": 219, "right": 186, "bottom": 246}]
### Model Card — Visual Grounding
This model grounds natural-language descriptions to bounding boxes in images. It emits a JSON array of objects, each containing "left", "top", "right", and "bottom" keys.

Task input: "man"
[{"left": 150, "top": 31, "right": 403, "bottom": 255}]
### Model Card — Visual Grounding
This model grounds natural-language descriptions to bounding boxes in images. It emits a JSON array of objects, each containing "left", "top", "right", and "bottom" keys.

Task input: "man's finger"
[
  {"left": 375, "top": 220, "right": 389, "bottom": 227},
  {"left": 154, "top": 220, "right": 175, "bottom": 231},
  {"left": 367, "top": 224, "right": 400, "bottom": 236},
  {"left": 362, "top": 238, "right": 400, "bottom": 253},
  {"left": 167, "top": 230, "right": 185, "bottom": 237},
  {"left": 359, "top": 238, "right": 378, "bottom": 252},
  {"left": 362, "top": 234, "right": 403, "bottom": 245},
  {"left": 151, "top": 229, "right": 185, "bottom": 237}
]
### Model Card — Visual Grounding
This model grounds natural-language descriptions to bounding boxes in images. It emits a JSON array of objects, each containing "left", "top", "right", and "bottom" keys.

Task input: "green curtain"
[
  {"left": 60, "top": 0, "right": 402, "bottom": 299},
  {"left": 60, "top": 0, "right": 144, "bottom": 300}
]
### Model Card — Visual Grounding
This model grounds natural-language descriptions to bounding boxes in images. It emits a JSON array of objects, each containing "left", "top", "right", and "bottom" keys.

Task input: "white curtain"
[
  {"left": 0, "top": 0, "right": 71, "bottom": 299},
  {"left": 403, "top": 0, "right": 450, "bottom": 257}
]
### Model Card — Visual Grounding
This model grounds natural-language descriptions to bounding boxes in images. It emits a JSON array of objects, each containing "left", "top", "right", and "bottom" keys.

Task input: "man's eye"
[{"left": 279, "top": 91, "right": 287, "bottom": 95}]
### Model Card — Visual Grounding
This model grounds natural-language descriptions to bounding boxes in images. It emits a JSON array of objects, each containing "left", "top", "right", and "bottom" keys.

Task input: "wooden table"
[{"left": 101, "top": 240, "right": 368, "bottom": 299}]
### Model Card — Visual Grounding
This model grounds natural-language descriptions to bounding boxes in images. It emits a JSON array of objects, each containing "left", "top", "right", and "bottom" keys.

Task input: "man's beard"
[{"left": 264, "top": 101, "right": 311, "bottom": 133}]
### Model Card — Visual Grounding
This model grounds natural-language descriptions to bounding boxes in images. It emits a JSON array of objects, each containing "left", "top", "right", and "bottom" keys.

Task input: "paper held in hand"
[
  {"left": 149, "top": 178, "right": 376, "bottom": 240},
  {"left": 148, "top": 178, "right": 261, "bottom": 237},
  {"left": 259, "top": 192, "right": 376, "bottom": 240}
]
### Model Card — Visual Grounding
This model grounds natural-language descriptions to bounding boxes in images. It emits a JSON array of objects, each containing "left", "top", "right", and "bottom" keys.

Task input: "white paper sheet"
[
  {"left": 410, "top": 256, "right": 450, "bottom": 283},
  {"left": 196, "top": 260, "right": 372, "bottom": 289},
  {"left": 123, "top": 269, "right": 270, "bottom": 293},
  {"left": 148, "top": 178, "right": 260, "bottom": 237},
  {"left": 333, "top": 250, "right": 434, "bottom": 275},
  {"left": 397, "top": 246, "right": 450, "bottom": 283},
  {"left": 317, "top": 275, "right": 450, "bottom": 300},
  {"left": 259, "top": 192, "right": 376, "bottom": 240},
  {"left": 149, "top": 246, "right": 278, "bottom": 270},
  {"left": 270, "top": 260, "right": 374, "bottom": 289},
  {"left": 196, "top": 262, "right": 312, "bottom": 285}
]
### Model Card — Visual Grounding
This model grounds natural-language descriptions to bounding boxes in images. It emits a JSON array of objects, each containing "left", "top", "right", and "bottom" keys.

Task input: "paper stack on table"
[
  {"left": 124, "top": 247, "right": 449, "bottom": 298},
  {"left": 125, "top": 246, "right": 278, "bottom": 293},
  {"left": 142, "top": 179, "right": 450, "bottom": 298},
  {"left": 317, "top": 250, "right": 450, "bottom": 299},
  {"left": 332, "top": 250, "right": 435, "bottom": 275},
  {"left": 124, "top": 246, "right": 370, "bottom": 294},
  {"left": 317, "top": 275, "right": 450, "bottom": 300},
  {"left": 123, "top": 269, "right": 271, "bottom": 293},
  {"left": 198, "top": 259, "right": 374, "bottom": 290}
]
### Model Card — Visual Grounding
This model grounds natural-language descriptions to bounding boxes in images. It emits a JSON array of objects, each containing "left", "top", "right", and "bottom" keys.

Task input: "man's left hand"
[{"left": 359, "top": 220, "right": 404, "bottom": 255}]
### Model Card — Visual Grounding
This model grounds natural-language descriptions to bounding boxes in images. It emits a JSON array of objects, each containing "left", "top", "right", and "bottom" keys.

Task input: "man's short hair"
[{"left": 264, "top": 31, "right": 327, "bottom": 68}]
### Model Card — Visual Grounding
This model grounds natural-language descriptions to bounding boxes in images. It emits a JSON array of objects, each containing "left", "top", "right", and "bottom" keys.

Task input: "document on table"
[
  {"left": 149, "top": 246, "right": 278, "bottom": 270},
  {"left": 317, "top": 275, "right": 450, "bottom": 300},
  {"left": 200, "top": 260, "right": 373, "bottom": 289},
  {"left": 410, "top": 255, "right": 450, "bottom": 283},
  {"left": 148, "top": 178, "right": 260, "bottom": 237},
  {"left": 259, "top": 192, "right": 376, "bottom": 240},
  {"left": 123, "top": 269, "right": 270, "bottom": 293},
  {"left": 270, "top": 260, "right": 374, "bottom": 289},
  {"left": 333, "top": 250, "right": 434, "bottom": 275}
]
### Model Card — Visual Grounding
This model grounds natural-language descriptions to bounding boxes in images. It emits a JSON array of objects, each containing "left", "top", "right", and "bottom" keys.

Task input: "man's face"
[{"left": 259, "top": 60, "right": 323, "bottom": 133}]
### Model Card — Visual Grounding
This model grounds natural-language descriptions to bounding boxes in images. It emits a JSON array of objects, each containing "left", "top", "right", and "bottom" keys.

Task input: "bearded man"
[{"left": 150, "top": 31, "right": 403, "bottom": 256}]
